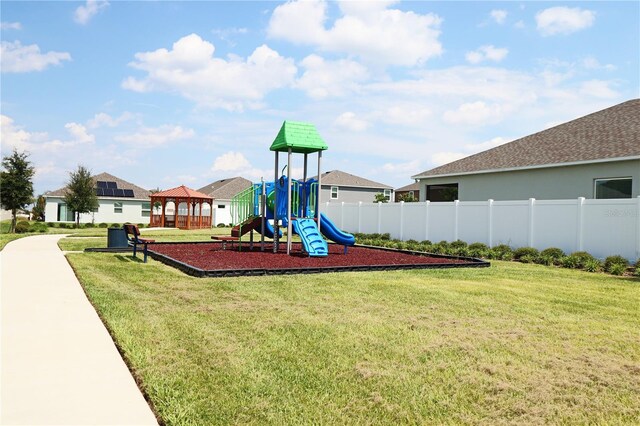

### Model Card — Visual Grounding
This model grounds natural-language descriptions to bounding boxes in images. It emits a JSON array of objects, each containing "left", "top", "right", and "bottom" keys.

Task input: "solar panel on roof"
[
  {"left": 123, "top": 189, "right": 134, "bottom": 197},
  {"left": 96, "top": 188, "right": 104, "bottom": 196},
  {"left": 114, "top": 189, "right": 125, "bottom": 197},
  {"left": 97, "top": 181, "right": 108, "bottom": 189},
  {"left": 106, "top": 181, "right": 117, "bottom": 189},
  {"left": 104, "top": 188, "right": 115, "bottom": 196}
]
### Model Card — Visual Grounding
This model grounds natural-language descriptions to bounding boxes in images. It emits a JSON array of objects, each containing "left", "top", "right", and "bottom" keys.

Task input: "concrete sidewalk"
[{"left": 1, "top": 235, "right": 158, "bottom": 425}]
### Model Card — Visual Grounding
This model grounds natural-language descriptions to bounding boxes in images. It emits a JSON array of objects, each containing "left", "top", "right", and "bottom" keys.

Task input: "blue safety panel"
[{"left": 292, "top": 218, "right": 328, "bottom": 257}]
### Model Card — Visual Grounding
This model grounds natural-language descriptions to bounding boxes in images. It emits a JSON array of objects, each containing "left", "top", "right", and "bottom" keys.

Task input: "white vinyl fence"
[{"left": 324, "top": 197, "right": 640, "bottom": 261}]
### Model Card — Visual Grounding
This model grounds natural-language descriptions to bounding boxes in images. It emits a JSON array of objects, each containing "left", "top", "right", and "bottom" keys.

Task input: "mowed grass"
[{"left": 66, "top": 253, "right": 640, "bottom": 425}]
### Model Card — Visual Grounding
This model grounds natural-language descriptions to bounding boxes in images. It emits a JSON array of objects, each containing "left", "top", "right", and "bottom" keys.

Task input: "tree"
[
  {"left": 397, "top": 192, "right": 416, "bottom": 202},
  {"left": 31, "top": 194, "right": 46, "bottom": 221},
  {"left": 374, "top": 193, "right": 389, "bottom": 203},
  {"left": 64, "top": 165, "right": 99, "bottom": 228},
  {"left": 0, "top": 150, "right": 35, "bottom": 233}
]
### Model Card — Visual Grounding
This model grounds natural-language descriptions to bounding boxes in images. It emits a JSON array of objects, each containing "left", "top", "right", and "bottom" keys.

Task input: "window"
[
  {"left": 217, "top": 205, "right": 226, "bottom": 209},
  {"left": 383, "top": 189, "right": 391, "bottom": 201},
  {"left": 331, "top": 186, "right": 339, "bottom": 199},
  {"left": 57, "top": 203, "right": 74, "bottom": 221},
  {"left": 594, "top": 178, "right": 632, "bottom": 199},
  {"left": 91, "top": 206, "right": 99, "bottom": 213},
  {"left": 426, "top": 183, "right": 458, "bottom": 202},
  {"left": 141, "top": 202, "right": 150, "bottom": 217},
  {"left": 114, "top": 202, "right": 123, "bottom": 213}
]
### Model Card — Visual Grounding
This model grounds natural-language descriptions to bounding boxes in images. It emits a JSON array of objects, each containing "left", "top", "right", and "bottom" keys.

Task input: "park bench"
[
  {"left": 123, "top": 224, "right": 155, "bottom": 263},
  {"left": 211, "top": 235, "right": 239, "bottom": 250}
]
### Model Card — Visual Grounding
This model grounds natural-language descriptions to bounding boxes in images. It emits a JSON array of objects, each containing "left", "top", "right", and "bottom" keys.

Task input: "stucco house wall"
[
  {"left": 45, "top": 196, "right": 150, "bottom": 224},
  {"left": 320, "top": 185, "right": 389, "bottom": 204}
]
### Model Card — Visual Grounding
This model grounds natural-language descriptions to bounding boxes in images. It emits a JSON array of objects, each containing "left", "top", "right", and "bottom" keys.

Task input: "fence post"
[
  {"left": 528, "top": 198, "right": 535, "bottom": 247},
  {"left": 424, "top": 200, "right": 430, "bottom": 241},
  {"left": 488, "top": 199, "right": 493, "bottom": 248},
  {"left": 454, "top": 200, "right": 459, "bottom": 241},
  {"left": 358, "top": 201, "right": 362, "bottom": 233},
  {"left": 576, "top": 197, "right": 585, "bottom": 252},
  {"left": 377, "top": 201, "right": 382, "bottom": 234},
  {"left": 399, "top": 201, "right": 405, "bottom": 240}
]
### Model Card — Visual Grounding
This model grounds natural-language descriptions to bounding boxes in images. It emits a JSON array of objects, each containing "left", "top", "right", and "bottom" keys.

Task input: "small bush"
[
  {"left": 583, "top": 258, "right": 602, "bottom": 273},
  {"left": 98, "top": 223, "right": 109, "bottom": 228},
  {"left": 30, "top": 222, "right": 48, "bottom": 233},
  {"left": 468, "top": 242, "right": 489, "bottom": 258},
  {"left": 537, "top": 255, "right": 555, "bottom": 266},
  {"left": 608, "top": 263, "right": 626, "bottom": 276},
  {"left": 603, "top": 255, "right": 629, "bottom": 274},
  {"left": 633, "top": 259, "right": 640, "bottom": 277},
  {"left": 57, "top": 223, "right": 69, "bottom": 229},
  {"left": 46, "top": 222, "right": 55, "bottom": 227},
  {"left": 513, "top": 247, "right": 539, "bottom": 261},
  {"left": 111, "top": 223, "right": 121, "bottom": 228},
  {"left": 217, "top": 223, "right": 226, "bottom": 228},
  {"left": 489, "top": 244, "right": 512, "bottom": 260},
  {"left": 137, "top": 223, "right": 146, "bottom": 229},
  {"left": 84, "top": 222, "right": 95, "bottom": 228},
  {"left": 450, "top": 240, "right": 468, "bottom": 248},
  {"left": 519, "top": 254, "right": 537, "bottom": 264},
  {"left": 570, "top": 251, "right": 596, "bottom": 268},
  {"left": 561, "top": 255, "right": 580, "bottom": 269},
  {"left": 540, "top": 247, "right": 565, "bottom": 263},
  {"left": 15, "top": 221, "right": 31, "bottom": 233}
]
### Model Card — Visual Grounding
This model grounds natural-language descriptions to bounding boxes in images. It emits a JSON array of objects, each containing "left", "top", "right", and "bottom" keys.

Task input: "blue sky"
[{"left": 2, "top": 1, "right": 638, "bottom": 196}]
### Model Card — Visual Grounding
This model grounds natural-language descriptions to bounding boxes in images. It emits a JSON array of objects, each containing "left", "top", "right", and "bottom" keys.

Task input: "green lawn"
[{"left": 66, "top": 250, "right": 640, "bottom": 425}]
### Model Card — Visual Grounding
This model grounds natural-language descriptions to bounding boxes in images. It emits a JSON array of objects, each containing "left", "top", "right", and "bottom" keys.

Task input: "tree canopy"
[
  {"left": 1, "top": 150, "right": 35, "bottom": 233},
  {"left": 64, "top": 165, "right": 99, "bottom": 228}
]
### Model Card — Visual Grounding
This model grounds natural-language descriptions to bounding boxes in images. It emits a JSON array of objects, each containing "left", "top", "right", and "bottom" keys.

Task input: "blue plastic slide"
[
  {"left": 319, "top": 213, "right": 356, "bottom": 246},
  {"left": 292, "top": 218, "right": 329, "bottom": 257},
  {"left": 261, "top": 219, "right": 281, "bottom": 239}
]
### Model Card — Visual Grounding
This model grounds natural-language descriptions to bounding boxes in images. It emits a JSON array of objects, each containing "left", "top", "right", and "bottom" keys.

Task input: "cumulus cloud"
[
  {"left": 377, "top": 104, "right": 432, "bottom": 126},
  {"left": 431, "top": 137, "right": 510, "bottom": 167},
  {"left": 582, "top": 56, "right": 616, "bottom": 71},
  {"left": 1, "top": 40, "right": 71, "bottom": 73},
  {"left": 74, "top": 0, "right": 109, "bottom": 25},
  {"left": 115, "top": 125, "right": 195, "bottom": 147},
  {"left": 122, "top": 33, "right": 297, "bottom": 111},
  {"left": 466, "top": 45, "right": 508, "bottom": 64},
  {"left": 268, "top": 0, "right": 442, "bottom": 67},
  {"left": 443, "top": 101, "right": 506, "bottom": 125},
  {"left": 1, "top": 115, "right": 32, "bottom": 152},
  {"left": 490, "top": 10, "right": 507, "bottom": 24},
  {"left": 579, "top": 80, "right": 619, "bottom": 99},
  {"left": 1, "top": 22, "right": 22, "bottom": 30},
  {"left": 211, "top": 151, "right": 251, "bottom": 172},
  {"left": 536, "top": 6, "right": 595, "bottom": 36},
  {"left": 87, "top": 112, "right": 134, "bottom": 129},
  {"left": 334, "top": 112, "right": 369, "bottom": 131},
  {"left": 295, "top": 54, "right": 369, "bottom": 99},
  {"left": 1, "top": 115, "right": 95, "bottom": 155}
]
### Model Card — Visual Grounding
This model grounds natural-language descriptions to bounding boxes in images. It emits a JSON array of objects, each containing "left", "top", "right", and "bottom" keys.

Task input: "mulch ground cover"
[{"left": 147, "top": 242, "right": 489, "bottom": 277}]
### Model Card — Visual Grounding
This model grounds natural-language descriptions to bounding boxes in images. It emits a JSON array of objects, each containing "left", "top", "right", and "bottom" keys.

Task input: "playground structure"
[{"left": 227, "top": 121, "right": 355, "bottom": 257}]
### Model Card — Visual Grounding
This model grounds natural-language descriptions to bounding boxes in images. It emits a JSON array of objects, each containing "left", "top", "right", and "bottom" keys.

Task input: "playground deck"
[{"left": 147, "top": 242, "right": 489, "bottom": 277}]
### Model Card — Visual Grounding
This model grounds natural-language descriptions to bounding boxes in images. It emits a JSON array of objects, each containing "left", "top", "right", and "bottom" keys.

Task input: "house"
[
  {"left": 44, "top": 172, "right": 151, "bottom": 224},
  {"left": 412, "top": 99, "right": 640, "bottom": 201},
  {"left": 197, "top": 176, "right": 252, "bottom": 225},
  {"left": 317, "top": 170, "right": 393, "bottom": 203},
  {"left": 395, "top": 181, "right": 420, "bottom": 202}
]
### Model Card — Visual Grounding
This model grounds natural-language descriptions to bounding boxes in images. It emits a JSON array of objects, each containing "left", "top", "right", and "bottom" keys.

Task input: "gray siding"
[
  {"left": 418, "top": 159, "right": 640, "bottom": 201},
  {"left": 320, "top": 185, "right": 389, "bottom": 203}
]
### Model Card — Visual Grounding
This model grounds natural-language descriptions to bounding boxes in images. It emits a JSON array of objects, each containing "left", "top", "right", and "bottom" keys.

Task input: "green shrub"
[
  {"left": 561, "top": 255, "right": 580, "bottom": 269},
  {"left": 583, "top": 258, "right": 602, "bottom": 273},
  {"left": 468, "top": 243, "right": 489, "bottom": 258},
  {"left": 519, "top": 254, "right": 537, "bottom": 264},
  {"left": 46, "top": 222, "right": 55, "bottom": 227},
  {"left": 453, "top": 247, "right": 470, "bottom": 257},
  {"left": 29, "top": 222, "right": 48, "bottom": 233},
  {"left": 58, "top": 223, "right": 69, "bottom": 229},
  {"left": 513, "top": 247, "right": 539, "bottom": 261},
  {"left": 570, "top": 251, "right": 596, "bottom": 268},
  {"left": 137, "top": 223, "right": 146, "bottom": 229},
  {"left": 217, "top": 223, "right": 226, "bottom": 228},
  {"left": 633, "top": 259, "right": 640, "bottom": 277},
  {"left": 111, "top": 223, "right": 121, "bottom": 228},
  {"left": 540, "top": 247, "right": 565, "bottom": 263},
  {"left": 98, "top": 222, "right": 109, "bottom": 228},
  {"left": 608, "top": 263, "right": 626, "bottom": 276},
  {"left": 84, "top": 222, "right": 95, "bottom": 228},
  {"left": 603, "top": 255, "right": 629, "bottom": 274},
  {"left": 537, "top": 255, "right": 555, "bottom": 266},
  {"left": 450, "top": 240, "right": 468, "bottom": 248},
  {"left": 15, "top": 221, "right": 31, "bottom": 233},
  {"left": 421, "top": 240, "right": 432, "bottom": 246},
  {"left": 489, "top": 244, "right": 512, "bottom": 260}
]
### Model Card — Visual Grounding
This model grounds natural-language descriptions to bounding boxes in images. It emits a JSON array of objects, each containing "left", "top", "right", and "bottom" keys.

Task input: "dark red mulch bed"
[{"left": 147, "top": 242, "right": 489, "bottom": 277}]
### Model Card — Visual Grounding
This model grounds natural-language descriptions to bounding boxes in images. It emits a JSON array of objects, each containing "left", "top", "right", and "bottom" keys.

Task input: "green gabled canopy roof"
[{"left": 270, "top": 121, "right": 328, "bottom": 154}]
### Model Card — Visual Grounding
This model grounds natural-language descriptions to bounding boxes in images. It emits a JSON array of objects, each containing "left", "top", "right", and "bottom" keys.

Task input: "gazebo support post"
[{"left": 161, "top": 199, "right": 166, "bottom": 228}]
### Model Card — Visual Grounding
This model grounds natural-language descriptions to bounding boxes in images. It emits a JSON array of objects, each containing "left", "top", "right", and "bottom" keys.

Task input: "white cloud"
[
  {"left": 431, "top": 152, "right": 466, "bottom": 166},
  {"left": 334, "top": 112, "right": 369, "bottom": 131},
  {"left": 1, "top": 115, "right": 32, "bottom": 152},
  {"left": 1, "top": 22, "right": 22, "bottom": 30},
  {"left": 466, "top": 45, "right": 508, "bottom": 64},
  {"left": 115, "top": 125, "right": 195, "bottom": 148},
  {"left": 536, "top": 7, "right": 595, "bottom": 36},
  {"left": 380, "top": 159, "right": 422, "bottom": 177},
  {"left": 87, "top": 112, "right": 134, "bottom": 129},
  {"left": 579, "top": 80, "right": 619, "bottom": 99},
  {"left": 74, "top": 0, "right": 109, "bottom": 25},
  {"left": 123, "top": 33, "right": 297, "bottom": 111},
  {"left": 582, "top": 56, "right": 616, "bottom": 71},
  {"left": 0, "top": 40, "right": 71, "bottom": 73},
  {"left": 268, "top": 0, "right": 442, "bottom": 67},
  {"left": 430, "top": 136, "right": 510, "bottom": 168},
  {"left": 443, "top": 101, "right": 506, "bottom": 125},
  {"left": 464, "top": 136, "right": 509, "bottom": 152},
  {"left": 490, "top": 10, "right": 507, "bottom": 24},
  {"left": 211, "top": 151, "right": 251, "bottom": 172},
  {"left": 295, "top": 54, "right": 369, "bottom": 99},
  {"left": 377, "top": 104, "right": 432, "bottom": 126},
  {"left": 1, "top": 115, "right": 94, "bottom": 154},
  {"left": 64, "top": 123, "right": 94, "bottom": 144}
]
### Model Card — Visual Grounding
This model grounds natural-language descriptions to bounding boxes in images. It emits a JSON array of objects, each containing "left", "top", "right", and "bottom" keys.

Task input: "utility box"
[{"left": 107, "top": 227, "right": 128, "bottom": 248}]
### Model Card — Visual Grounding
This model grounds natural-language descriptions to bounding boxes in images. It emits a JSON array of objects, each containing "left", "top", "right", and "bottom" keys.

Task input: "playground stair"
[
  {"left": 292, "top": 218, "right": 328, "bottom": 257},
  {"left": 231, "top": 216, "right": 261, "bottom": 238}
]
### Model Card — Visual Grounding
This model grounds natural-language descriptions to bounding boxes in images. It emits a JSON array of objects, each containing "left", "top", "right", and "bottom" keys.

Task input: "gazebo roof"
[
  {"left": 270, "top": 121, "right": 328, "bottom": 154},
  {"left": 151, "top": 185, "right": 212, "bottom": 199}
]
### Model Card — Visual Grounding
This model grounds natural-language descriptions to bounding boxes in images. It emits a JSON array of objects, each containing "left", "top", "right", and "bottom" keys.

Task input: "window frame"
[
  {"left": 114, "top": 202, "right": 123, "bottom": 214},
  {"left": 426, "top": 183, "right": 459, "bottom": 202},
  {"left": 383, "top": 189, "right": 391, "bottom": 201},
  {"left": 593, "top": 177, "right": 632, "bottom": 199},
  {"left": 141, "top": 202, "right": 151, "bottom": 217},
  {"left": 330, "top": 186, "right": 339, "bottom": 200}
]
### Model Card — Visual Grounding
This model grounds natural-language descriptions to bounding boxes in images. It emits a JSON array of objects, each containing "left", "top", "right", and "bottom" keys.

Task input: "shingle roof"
[
  {"left": 412, "top": 99, "right": 640, "bottom": 179},
  {"left": 318, "top": 170, "right": 393, "bottom": 189},
  {"left": 396, "top": 182, "right": 420, "bottom": 192},
  {"left": 152, "top": 185, "right": 212, "bottom": 199},
  {"left": 45, "top": 172, "right": 150, "bottom": 200},
  {"left": 197, "top": 177, "right": 252, "bottom": 200}
]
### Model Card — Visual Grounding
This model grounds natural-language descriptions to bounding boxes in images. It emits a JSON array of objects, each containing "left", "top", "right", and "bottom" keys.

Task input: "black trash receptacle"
[{"left": 107, "top": 227, "right": 128, "bottom": 248}]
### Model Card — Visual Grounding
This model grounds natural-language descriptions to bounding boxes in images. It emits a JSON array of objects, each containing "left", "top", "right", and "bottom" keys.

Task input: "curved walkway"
[{"left": 1, "top": 234, "right": 158, "bottom": 425}]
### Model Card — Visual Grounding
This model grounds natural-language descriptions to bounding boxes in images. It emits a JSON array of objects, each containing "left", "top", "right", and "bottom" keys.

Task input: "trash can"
[{"left": 107, "top": 227, "right": 128, "bottom": 248}]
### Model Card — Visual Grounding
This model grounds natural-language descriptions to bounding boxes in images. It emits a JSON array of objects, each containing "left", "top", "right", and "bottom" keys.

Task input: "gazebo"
[{"left": 149, "top": 185, "right": 213, "bottom": 230}]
